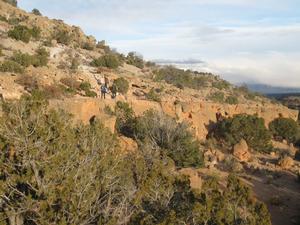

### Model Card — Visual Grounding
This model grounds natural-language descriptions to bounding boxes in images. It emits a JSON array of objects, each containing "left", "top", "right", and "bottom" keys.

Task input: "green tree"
[
  {"left": 32, "top": 8, "right": 42, "bottom": 16},
  {"left": 269, "top": 117, "right": 300, "bottom": 143},
  {"left": 126, "top": 52, "right": 144, "bottom": 69},
  {"left": 91, "top": 54, "right": 121, "bottom": 69},
  {"left": 214, "top": 114, "right": 273, "bottom": 152},
  {"left": 0, "top": 93, "right": 131, "bottom": 224},
  {"left": 0, "top": 60, "right": 24, "bottom": 73},
  {"left": 154, "top": 66, "right": 212, "bottom": 90},
  {"left": 134, "top": 110, "right": 204, "bottom": 168},
  {"left": 114, "top": 77, "right": 129, "bottom": 94},
  {"left": 115, "top": 101, "right": 136, "bottom": 137},
  {"left": 10, "top": 48, "right": 49, "bottom": 68},
  {"left": 8, "top": 25, "right": 32, "bottom": 43}
]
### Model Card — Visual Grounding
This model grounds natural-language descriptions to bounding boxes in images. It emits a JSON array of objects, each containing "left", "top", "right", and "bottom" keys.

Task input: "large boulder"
[
  {"left": 119, "top": 136, "right": 138, "bottom": 153},
  {"left": 233, "top": 139, "right": 251, "bottom": 162},
  {"left": 288, "top": 143, "right": 297, "bottom": 157},
  {"left": 278, "top": 155, "right": 294, "bottom": 170}
]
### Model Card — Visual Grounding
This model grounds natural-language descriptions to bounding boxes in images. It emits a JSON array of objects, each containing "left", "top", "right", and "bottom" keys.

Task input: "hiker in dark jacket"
[
  {"left": 100, "top": 84, "right": 107, "bottom": 99},
  {"left": 111, "top": 83, "right": 117, "bottom": 99}
]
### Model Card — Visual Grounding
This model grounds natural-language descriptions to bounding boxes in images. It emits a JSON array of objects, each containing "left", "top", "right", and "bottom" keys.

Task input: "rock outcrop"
[
  {"left": 278, "top": 155, "right": 294, "bottom": 170},
  {"left": 48, "top": 98, "right": 299, "bottom": 141},
  {"left": 233, "top": 139, "right": 251, "bottom": 162},
  {"left": 179, "top": 168, "right": 202, "bottom": 190}
]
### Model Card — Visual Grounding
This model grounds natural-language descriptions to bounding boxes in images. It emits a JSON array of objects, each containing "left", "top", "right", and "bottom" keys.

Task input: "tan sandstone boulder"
[
  {"left": 179, "top": 168, "right": 202, "bottom": 190},
  {"left": 278, "top": 156, "right": 294, "bottom": 170},
  {"left": 119, "top": 136, "right": 138, "bottom": 153},
  {"left": 233, "top": 139, "right": 251, "bottom": 162}
]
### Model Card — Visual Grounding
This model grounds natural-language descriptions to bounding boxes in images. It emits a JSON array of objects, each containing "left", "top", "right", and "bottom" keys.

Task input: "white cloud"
[{"left": 18, "top": 0, "right": 300, "bottom": 87}]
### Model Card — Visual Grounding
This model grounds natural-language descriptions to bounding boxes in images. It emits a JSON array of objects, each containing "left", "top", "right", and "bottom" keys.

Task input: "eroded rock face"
[
  {"left": 233, "top": 139, "right": 251, "bottom": 162},
  {"left": 48, "top": 98, "right": 298, "bottom": 142},
  {"left": 278, "top": 156, "right": 294, "bottom": 170}
]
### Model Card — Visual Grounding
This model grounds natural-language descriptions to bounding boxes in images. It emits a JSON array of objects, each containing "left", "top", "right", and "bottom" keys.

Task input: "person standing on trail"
[
  {"left": 111, "top": 83, "right": 117, "bottom": 99},
  {"left": 100, "top": 84, "right": 107, "bottom": 99}
]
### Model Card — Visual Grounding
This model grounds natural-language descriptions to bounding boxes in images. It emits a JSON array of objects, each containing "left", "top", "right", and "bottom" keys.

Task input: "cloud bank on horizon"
[{"left": 19, "top": 0, "right": 300, "bottom": 87}]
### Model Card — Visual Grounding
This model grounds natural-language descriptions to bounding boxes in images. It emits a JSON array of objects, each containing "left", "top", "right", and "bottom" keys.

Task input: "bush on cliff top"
[
  {"left": 269, "top": 117, "right": 300, "bottom": 143},
  {"left": 213, "top": 114, "right": 273, "bottom": 153},
  {"left": 154, "top": 66, "right": 211, "bottom": 90},
  {"left": 115, "top": 102, "right": 203, "bottom": 168},
  {"left": 91, "top": 54, "right": 121, "bottom": 69}
]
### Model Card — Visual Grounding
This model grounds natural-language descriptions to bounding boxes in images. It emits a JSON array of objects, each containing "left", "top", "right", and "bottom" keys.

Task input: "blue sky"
[{"left": 19, "top": 0, "right": 300, "bottom": 87}]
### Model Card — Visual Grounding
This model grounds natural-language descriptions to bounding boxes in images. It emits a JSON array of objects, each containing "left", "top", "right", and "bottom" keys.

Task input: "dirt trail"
[{"left": 246, "top": 170, "right": 300, "bottom": 225}]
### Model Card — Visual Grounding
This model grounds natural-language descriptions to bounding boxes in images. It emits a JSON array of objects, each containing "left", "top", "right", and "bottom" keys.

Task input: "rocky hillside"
[{"left": 0, "top": 1, "right": 300, "bottom": 225}]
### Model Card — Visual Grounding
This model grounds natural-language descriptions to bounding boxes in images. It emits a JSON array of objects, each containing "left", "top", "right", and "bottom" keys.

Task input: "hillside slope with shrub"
[{"left": 0, "top": 1, "right": 300, "bottom": 225}]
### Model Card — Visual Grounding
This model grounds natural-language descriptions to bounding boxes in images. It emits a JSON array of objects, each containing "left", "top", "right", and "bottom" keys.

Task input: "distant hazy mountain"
[{"left": 241, "top": 83, "right": 300, "bottom": 94}]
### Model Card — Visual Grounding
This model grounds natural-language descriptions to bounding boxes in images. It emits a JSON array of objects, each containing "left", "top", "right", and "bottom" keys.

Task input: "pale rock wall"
[{"left": 49, "top": 98, "right": 299, "bottom": 140}]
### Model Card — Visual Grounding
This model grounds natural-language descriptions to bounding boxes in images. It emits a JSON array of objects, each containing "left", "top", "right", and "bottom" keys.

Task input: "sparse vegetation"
[
  {"left": 33, "top": 48, "right": 49, "bottom": 67},
  {"left": 90, "top": 54, "right": 121, "bottom": 69},
  {"left": 8, "top": 25, "right": 31, "bottom": 43},
  {"left": 70, "top": 57, "right": 80, "bottom": 70},
  {"left": 269, "top": 117, "right": 300, "bottom": 143},
  {"left": 154, "top": 66, "right": 211, "bottom": 90},
  {"left": 8, "top": 25, "right": 41, "bottom": 43},
  {"left": 82, "top": 42, "right": 94, "bottom": 50},
  {"left": 115, "top": 102, "right": 203, "bottom": 168},
  {"left": 0, "top": 15, "right": 8, "bottom": 22},
  {"left": 235, "top": 85, "right": 261, "bottom": 101},
  {"left": 225, "top": 95, "right": 239, "bottom": 105},
  {"left": 96, "top": 40, "right": 111, "bottom": 53},
  {"left": 79, "top": 81, "right": 97, "bottom": 97},
  {"left": 126, "top": 51, "right": 144, "bottom": 69},
  {"left": 7, "top": 17, "right": 22, "bottom": 25},
  {"left": 213, "top": 114, "right": 273, "bottom": 153},
  {"left": 208, "top": 91, "right": 224, "bottom": 103},
  {"left": 53, "top": 29, "right": 72, "bottom": 45},
  {"left": 15, "top": 75, "right": 38, "bottom": 91},
  {"left": 0, "top": 60, "right": 24, "bottom": 73},
  {"left": 60, "top": 78, "right": 96, "bottom": 97},
  {"left": 113, "top": 77, "right": 129, "bottom": 94},
  {"left": 10, "top": 48, "right": 49, "bottom": 68},
  {"left": 30, "top": 26, "right": 41, "bottom": 39},
  {"left": 146, "top": 88, "right": 161, "bottom": 102},
  {"left": 212, "top": 80, "right": 231, "bottom": 90},
  {"left": 11, "top": 51, "right": 32, "bottom": 67},
  {"left": 104, "top": 105, "right": 115, "bottom": 116},
  {"left": 134, "top": 110, "right": 204, "bottom": 168},
  {"left": 41, "top": 83, "right": 67, "bottom": 99}
]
